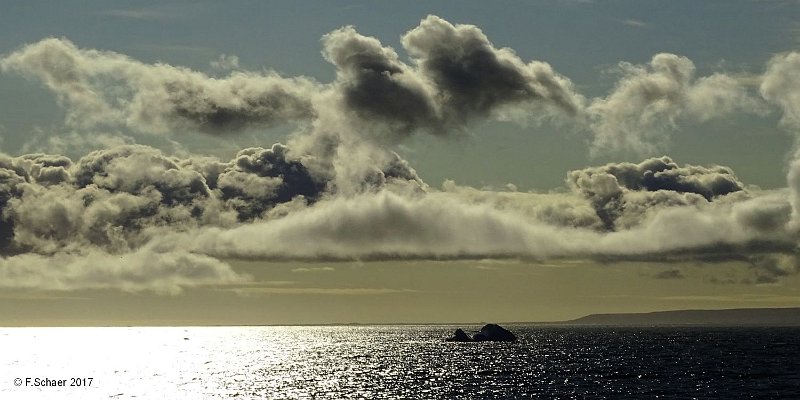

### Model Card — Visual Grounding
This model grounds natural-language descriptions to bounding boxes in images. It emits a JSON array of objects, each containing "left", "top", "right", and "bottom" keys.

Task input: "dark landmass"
[{"left": 557, "top": 307, "right": 800, "bottom": 326}]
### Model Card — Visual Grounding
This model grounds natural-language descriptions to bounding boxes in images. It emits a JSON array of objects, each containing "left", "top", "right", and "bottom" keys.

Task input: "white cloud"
[
  {"left": 587, "top": 53, "right": 765, "bottom": 155},
  {"left": 210, "top": 54, "right": 240, "bottom": 71}
]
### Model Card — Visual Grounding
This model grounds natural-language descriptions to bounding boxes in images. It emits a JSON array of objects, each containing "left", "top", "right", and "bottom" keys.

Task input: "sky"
[{"left": 1, "top": 0, "right": 800, "bottom": 325}]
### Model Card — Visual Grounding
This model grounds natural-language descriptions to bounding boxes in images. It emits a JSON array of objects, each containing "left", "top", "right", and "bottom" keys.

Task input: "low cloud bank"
[{"left": 0, "top": 142, "right": 796, "bottom": 290}]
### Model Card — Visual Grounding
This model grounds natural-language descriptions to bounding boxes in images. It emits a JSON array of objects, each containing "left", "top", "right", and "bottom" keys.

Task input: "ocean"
[{"left": 2, "top": 325, "right": 799, "bottom": 399}]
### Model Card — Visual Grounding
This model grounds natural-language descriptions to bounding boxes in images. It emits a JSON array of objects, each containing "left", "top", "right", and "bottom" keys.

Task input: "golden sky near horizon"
[{"left": 2, "top": 259, "right": 799, "bottom": 326}]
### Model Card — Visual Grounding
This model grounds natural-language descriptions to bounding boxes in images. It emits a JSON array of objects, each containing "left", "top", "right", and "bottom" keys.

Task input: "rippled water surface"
[{"left": 2, "top": 325, "right": 799, "bottom": 399}]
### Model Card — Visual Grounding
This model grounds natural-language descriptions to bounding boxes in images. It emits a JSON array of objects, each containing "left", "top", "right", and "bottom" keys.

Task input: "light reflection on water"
[{"left": 1, "top": 326, "right": 799, "bottom": 399}]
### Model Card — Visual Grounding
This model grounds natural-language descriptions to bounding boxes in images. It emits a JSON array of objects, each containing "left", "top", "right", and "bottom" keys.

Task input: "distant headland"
[{"left": 552, "top": 307, "right": 800, "bottom": 326}]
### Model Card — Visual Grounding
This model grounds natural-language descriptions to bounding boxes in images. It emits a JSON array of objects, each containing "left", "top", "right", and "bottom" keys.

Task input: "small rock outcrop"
[
  {"left": 473, "top": 324, "right": 516, "bottom": 342},
  {"left": 445, "top": 324, "right": 517, "bottom": 342},
  {"left": 445, "top": 328, "right": 472, "bottom": 342}
]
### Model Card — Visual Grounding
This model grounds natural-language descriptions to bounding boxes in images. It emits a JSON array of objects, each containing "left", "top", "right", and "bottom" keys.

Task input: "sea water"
[{"left": 1, "top": 325, "right": 798, "bottom": 399}]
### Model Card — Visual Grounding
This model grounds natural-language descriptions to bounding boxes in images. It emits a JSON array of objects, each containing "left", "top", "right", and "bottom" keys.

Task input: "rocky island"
[{"left": 446, "top": 324, "right": 517, "bottom": 342}]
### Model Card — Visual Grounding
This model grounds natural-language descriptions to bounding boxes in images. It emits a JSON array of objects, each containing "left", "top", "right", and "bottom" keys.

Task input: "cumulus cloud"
[
  {"left": 761, "top": 52, "right": 800, "bottom": 228},
  {"left": 319, "top": 15, "right": 585, "bottom": 143},
  {"left": 1, "top": 17, "right": 774, "bottom": 164},
  {"left": 566, "top": 156, "right": 746, "bottom": 230},
  {"left": 322, "top": 25, "right": 440, "bottom": 138},
  {"left": 0, "top": 142, "right": 795, "bottom": 289},
  {"left": 0, "top": 140, "right": 429, "bottom": 292},
  {"left": 210, "top": 53, "right": 240, "bottom": 71},
  {"left": 217, "top": 144, "right": 326, "bottom": 220},
  {"left": 401, "top": 15, "right": 584, "bottom": 124},
  {"left": 761, "top": 52, "right": 800, "bottom": 129},
  {"left": 2, "top": 16, "right": 586, "bottom": 144},
  {"left": 0, "top": 143, "right": 425, "bottom": 255},
  {"left": 588, "top": 53, "right": 764, "bottom": 155}
]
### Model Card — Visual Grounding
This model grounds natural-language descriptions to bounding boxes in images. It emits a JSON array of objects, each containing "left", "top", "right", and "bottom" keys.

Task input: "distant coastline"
[
  {"left": 5, "top": 307, "right": 800, "bottom": 327},
  {"left": 548, "top": 307, "right": 800, "bottom": 327}
]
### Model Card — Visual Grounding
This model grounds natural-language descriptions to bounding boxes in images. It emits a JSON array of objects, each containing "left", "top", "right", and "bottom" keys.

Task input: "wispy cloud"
[
  {"left": 619, "top": 18, "right": 648, "bottom": 28},
  {"left": 653, "top": 269, "right": 686, "bottom": 279},
  {"left": 292, "top": 267, "right": 335, "bottom": 273}
]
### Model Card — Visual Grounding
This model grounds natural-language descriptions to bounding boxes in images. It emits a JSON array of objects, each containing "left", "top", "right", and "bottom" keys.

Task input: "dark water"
[
  {"left": 256, "top": 325, "right": 800, "bottom": 399},
  {"left": 3, "top": 325, "right": 799, "bottom": 399}
]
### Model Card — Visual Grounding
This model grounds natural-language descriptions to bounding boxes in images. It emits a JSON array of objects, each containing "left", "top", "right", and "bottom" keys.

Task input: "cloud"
[
  {"left": 748, "top": 254, "right": 800, "bottom": 284},
  {"left": 761, "top": 52, "right": 800, "bottom": 227},
  {"left": 588, "top": 53, "right": 765, "bottom": 155},
  {"left": 402, "top": 15, "right": 584, "bottom": 121},
  {"left": 0, "top": 38, "right": 318, "bottom": 134},
  {"left": 143, "top": 186, "right": 794, "bottom": 265},
  {"left": 0, "top": 143, "right": 796, "bottom": 290},
  {"left": 19, "top": 129, "right": 136, "bottom": 157},
  {"left": 0, "top": 143, "right": 424, "bottom": 256},
  {"left": 321, "top": 15, "right": 584, "bottom": 142},
  {"left": 217, "top": 144, "right": 326, "bottom": 220},
  {"left": 1, "top": 18, "right": 585, "bottom": 143},
  {"left": 441, "top": 180, "right": 601, "bottom": 229},
  {"left": 653, "top": 269, "right": 685, "bottom": 279},
  {"left": 4, "top": 17, "right": 800, "bottom": 293},
  {"left": 761, "top": 52, "right": 800, "bottom": 128},
  {"left": 291, "top": 266, "right": 335, "bottom": 273},
  {"left": 620, "top": 19, "right": 648, "bottom": 28},
  {"left": 566, "top": 156, "right": 746, "bottom": 230},
  {"left": 0, "top": 140, "right": 424, "bottom": 292},
  {"left": 210, "top": 54, "right": 240, "bottom": 71},
  {"left": 322, "top": 25, "right": 440, "bottom": 139},
  {"left": 0, "top": 17, "right": 774, "bottom": 160},
  {"left": 0, "top": 248, "right": 249, "bottom": 294}
]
